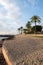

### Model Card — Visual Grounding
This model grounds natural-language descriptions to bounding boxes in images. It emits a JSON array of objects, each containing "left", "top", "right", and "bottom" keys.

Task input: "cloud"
[
  {"left": 24, "top": 0, "right": 39, "bottom": 8},
  {"left": 0, "top": 31, "right": 18, "bottom": 34},
  {"left": 0, "top": 0, "right": 22, "bottom": 34},
  {"left": 0, "top": 0, "right": 22, "bottom": 15},
  {"left": 28, "top": 0, "right": 39, "bottom": 7},
  {"left": 0, "top": 21, "right": 7, "bottom": 28}
]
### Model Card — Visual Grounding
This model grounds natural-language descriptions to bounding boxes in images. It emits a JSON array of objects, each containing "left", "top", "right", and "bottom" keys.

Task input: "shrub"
[{"left": 31, "top": 25, "right": 42, "bottom": 33}]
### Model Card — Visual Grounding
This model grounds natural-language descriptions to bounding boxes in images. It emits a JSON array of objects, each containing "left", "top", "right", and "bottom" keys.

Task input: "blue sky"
[{"left": 0, "top": 0, "right": 43, "bottom": 34}]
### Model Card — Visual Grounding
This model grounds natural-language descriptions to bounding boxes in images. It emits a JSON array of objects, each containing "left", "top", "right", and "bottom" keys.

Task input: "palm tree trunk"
[
  {"left": 18, "top": 30, "right": 20, "bottom": 34},
  {"left": 35, "top": 22, "right": 36, "bottom": 34},
  {"left": 21, "top": 30, "right": 22, "bottom": 34}
]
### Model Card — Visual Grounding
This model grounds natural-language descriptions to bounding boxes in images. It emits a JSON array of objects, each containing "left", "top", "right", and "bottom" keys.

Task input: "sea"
[{"left": 0, "top": 37, "right": 8, "bottom": 41}]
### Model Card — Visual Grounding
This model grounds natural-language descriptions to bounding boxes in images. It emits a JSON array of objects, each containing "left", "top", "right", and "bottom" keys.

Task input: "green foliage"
[
  {"left": 18, "top": 28, "right": 20, "bottom": 30},
  {"left": 31, "top": 25, "right": 42, "bottom": 33},
  {"left": 18, "top": 28, "right": 20, "bottom": 34},
  {"left": 18, "top": 26, "right": 23, "bottom": 34},
  {"left": 24, "top": 21, "right": 31, "bottom": 34},
  {"left": 20, "top": 26, "right": 23, "bottom": 34},
  {"left": 17, "top": 15, "right": 42, "bottom": 34},
  {"left": 23, "top": 29, "right": 32, "bottom": 34},
  {"left": 31, "top": 15, "right": 41, "bottom": 33},
  {"left": 26, "top": 21, "right": 31, "bottom": 29},
  {"left": 23, "top": 29, "right": 28, "bottom": 34},
  {"left": 31, "top": 15, "right": 41, "bottom": 23}
]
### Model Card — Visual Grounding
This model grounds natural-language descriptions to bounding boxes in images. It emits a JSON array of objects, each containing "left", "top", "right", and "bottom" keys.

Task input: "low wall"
[
  {"left": 16, "top": 34, "right": 43, "bottom": 37},
  {"left": 2, "top": 45, "right": 16, "bottom": 65},
  {"left": 2, "top": 46, "right": 12, "bottom": 65}
]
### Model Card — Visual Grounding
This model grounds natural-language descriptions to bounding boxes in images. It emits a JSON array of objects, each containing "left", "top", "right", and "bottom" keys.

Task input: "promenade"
[{"left": 2, "top": 34, "right": 43, "bottom": 65}]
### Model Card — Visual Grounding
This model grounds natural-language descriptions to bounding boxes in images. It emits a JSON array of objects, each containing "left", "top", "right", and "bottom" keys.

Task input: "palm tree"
[
  {"left": 20, "top": 26, "right": 23, "bottom": 34},
  {"left": 26, "top": 21, "right": 31, "bottom": 33},
  {"left": 31, "top": 15, "right": 41, "bottom": 33},
  {"left": 26, "top": 21, "right": 31, "bottom": 29},
  {"left": 18, "top": 28, "right": 20, "bottom": 34}
]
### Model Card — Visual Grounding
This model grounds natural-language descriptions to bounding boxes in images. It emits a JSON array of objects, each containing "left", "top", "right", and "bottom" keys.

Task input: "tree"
[
  {"left": 18, "top": 28, "right": 20, "bottom": 34},
  {"left": 31, "top": 25, "right": 42, "bottom": 33},
  {"left": 26, "top": 21, "right": 31, "bottom": 29},
  {"left": 18, "top": 26, "right": 23, "bottom": 34},
  {"left": 31, "top": 15, "right": 41, "bottom": 33},
  {"left": 26, "top": 21, "right": 31, "bottom": 32},
  {"left": 23, "top": 21, "right": 31, "bottom": 34},
  {"left": 20, "top": 26, "right": 23, "bottom": 34}
]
